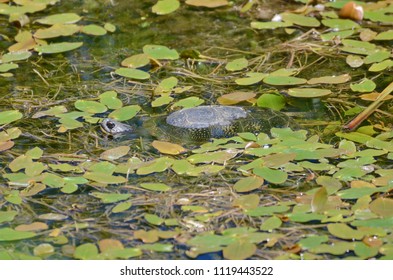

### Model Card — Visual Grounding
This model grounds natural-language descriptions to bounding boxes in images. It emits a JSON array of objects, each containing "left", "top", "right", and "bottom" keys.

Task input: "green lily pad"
[
  {"left": 288, "top": 88, "right": 332, "bottom": 98},
  {"left": 369, "top": 197, "right": 393, "bottom": 218},
  {"left": 235, "top": 72, "right": 267, "bottom": 85},
  {"left": 223, "top": 240, "right": 256, "bottom": 260},
  {"left": 0, "top": 210, "right": 18, "bottom": 224},
  {"left": 172, "top": 96, "right": 204, "bottom": 109},
  {"left": 0, "top": 228, "right": 36, "bottom": 241},
  {"left": 81, "top": 24, "right": 107, "bottom": 36},
  {"left": 108, "top": 105, "right": 141, "bottom": 121},
  {"left": 253, "top": 166, "right": 288, "bottom": 184},
  {"left": 140, "top": 183, "right": 172, "bottom": 192},
  {"left": 233, "top": 176, "right": 264, "bottom": 192},
  {"left": 363, "top": 50, "right": 391, "bottom": 64},
  {"left": 121, "top": 54, "right": 150, "bottom": 68},
  {"left": 225, "top": 58, "right": 248, "bottom": 71},
  {"left": 0, "top": 110, "right": 23, "bottom": 125},
  {"left": 152, "top": 0, "right": 180, "bottom": 15},
  {"left": 281, "top": 13, "right": 320, "bottom": 27},
  {"left": 74, "top": 243, "right": 100, "bottom": 260},
  {"left": 185, "top": 0, "right": 228, "bottom": 8},
  {"left": 350, "top": 79, "right": 376, "bottom": 92},
  {"left": 35, "top": 13, "right": 81, "bottom": 25},
  {"left": 99, "top": 91, "right": 123, "bottom": 109},
  {"left": 263, "top": 75, "right": 307, "bottom": 86},
  {"left": 145, "top": 214, "right": 164, "bottom": 225},
  {"left": 34, "top": 24, "right": 80, "bottom": 39},
  {"left": 369, "top": 60, "right": 393, "bottom": 72},
  {"left": 75, "top": 100, "right": 107, "bottom": 114},
  {"left": 374, "top": 30, "right": 393, "bottom": 40},
  {"left": 84, "top": 172, "right": 127, "bottom": 184},
  {"left": 1, "top": 51, "right": 32, "bottom": 63},
  {"left": 321, "top": 19, "right": 360, "bottom": 30},
  {"left": 139, "top": 243, "right": 173, "bottom": 252},
  {"left": 90, "top": 192, "right": 131, "bottom": 203},
  {"left": 143, "top": 44, "right": 179, "bottom": 60},
  {"left": 115, "top": 68, "right": 150, "bottom": 80},
  {"left": 327, "top": 223, "right": 364, "bottom": 240},
  {"left": 0, "top": 63, "right": 18, "bottom": 72},
  {"left": 260, "top": 215, "right": 282, "bottom": 231},
  {"left": 35, "top": 42, "right": 83, "bottom": 54},
  {"left": 308, "top": 74, "right": 351, "bottom": 85},
  {"left": 104, "top": 23, "right": 116, "bottom": 32},
  {"left": 256, "top": 94, "right": 285, "bottom": 111},
  {"left": 251, "top": 21, "right": 292, "bottom": 29},
  {"left": 112, "top": 201, "right": 132, "bottom": 213}
]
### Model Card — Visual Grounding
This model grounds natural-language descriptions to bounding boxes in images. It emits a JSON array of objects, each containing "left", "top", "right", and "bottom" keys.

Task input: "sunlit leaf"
[
  {"left": 15, "top": 222, "right": 48, "bottom": 232},
  {"left": 327, "top": 223, "right": 364, "bottom": 240},
  {"left": 143, "top": 44, "right": 179, "bottom": 60},
  {"left": 0, "top": 110, "right": 23, "bottom": 125},
  {"left": 0, "top": 228, "right": 36, "bottom": 241},
  {"left": 1, "top": 51, "right": 32, "bottom": 63},
  {"left": 260, "top": 215, "right": 282, "bottom": 231},
  {"left": 90, "top": 192, "right": 131, "bottom": 203},
  {"left": 363, "top": 50, "right": 391, "bottom": 64},
  {"left": 233, "top": 176, "right": 264, "bottom": 193},
  {"left": 0, "top": 210, "right": 18, "bottom": 224},
  {"left": 263, "top": 76, "right": 307, "bottom": 86},
  {"left": 185, "top": 0, "right": 228, "bottom": 8},
  {"left": 281, "top": 13, "right": 320, "bottom": 27},
  {"left": 233, "top": 194, "right": 259, "bottom": 210},
  {"left": 152, "top": 0, "right": 180, "bottom": 15},
  {"left": 100, "top": 146, "right": 130, "bottom": 160},
  {"left": 225, "top": 57, "right": 248, "bottom": 71},
  {"left": 223, "top": 240, "right": 256, "bottom": 260},
  {"left": 0, "top": 63, "right": 18, "bottom": 72},
  {"left": 375, "top": 30, "right": 393, "bottom": 40},
  {"left": 287, "top": 88, "right": 332, "bottom": 98},
  {"left": 139, "top": 243, "right": 173, "bottom": 252},
  {"left": 307, "top": 74, "right": 351, "bottom": 85},
  {"left": 81, "top": 24, "right": 107, "bottom": 36},
  {"left": 369, "top": 197, "right": 393, "bottom": 218},
  {"left": 108, "top": 105, "right": 141, "bottom": 121},
  {"left": 256, "top": 94, "right": 285, "bottom": 111},
  {"left": 112, "top": 201, "right": 132, "bottom": 213},
  {"left": 217, "top": 91, "right": 256, "bottom": 105},
  {"left": 152, "top": 140, "right": 187, "bottom": 155},
  {"left": 145, "top": 214, "right": 164, "bottom": 225},
  {"left": 104, "top": 23, "right": 116, "bottom": 32},
  {"left": 171, "top": 96, "right": 204, "bottom": 109},
  {"left": 321, "top": 18, "right": 359, "bottom": 30},
  {"left": 99, "top": 91, "right": 123, "bottom": 109},
  {"left": 246, "top": 205, "right": 289, "bottom": 216},
  {"left": 253, "top": 167, "right": 288, "bottom": 184},
  {"left": 121, "top": 54, "right": 150, "bottom": 68},
  {"left": 115, "top": 68, "right": 150, "bottom": 80},
  {"left": 33, "top": 243, "right": 54, "bottom": 256},
  {"left": 368, "top": 60, "right": 393, "bottom": 72},
  {"left": 34, "top": 24, "right": 80, "bottom": 39},
  {"left": 74, "top": 243, "right": 100, "bottom": 260},
  {"left": 350, "top": 78, "right": 376, "bottom": 93},
  {"left": 251, "top": 21, "right": 292, "bottom": 29},
  {"left": 35, "top": 42, "right": 83, "bottom": 54},
  {"left": 35, "top": 13, "right": 81, "bottom": 25},
  {"left": 311, "top": 187, "right": 327, "bottom": 213},
  {"left": 140, "top": 183, "right": 171, "bottom": 192}
]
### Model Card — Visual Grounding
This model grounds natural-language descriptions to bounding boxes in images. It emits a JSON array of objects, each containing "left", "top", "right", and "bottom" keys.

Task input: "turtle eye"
[{"left": 107, "top": 121, "right": 116, "bottom": 130}]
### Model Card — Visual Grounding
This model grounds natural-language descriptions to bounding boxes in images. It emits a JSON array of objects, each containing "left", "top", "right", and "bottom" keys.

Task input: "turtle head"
[{"left": 101, "top": 118, "right": 133, "bottom": 135}]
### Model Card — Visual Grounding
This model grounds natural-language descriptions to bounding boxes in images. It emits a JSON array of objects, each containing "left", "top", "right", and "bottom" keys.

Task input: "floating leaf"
[
  {"left": 104, "top": 23, "right": 116, "bottom": 32},
  {"left": 256, "top": 94, "right": 285, "bottom": 111},
  {"left": 152, "top": 140, "right": 187, "bottom": 155},
  {"left": 0, "top": 228, "right": 36, "bottom": 241},
  {"left": 225, "top": 58, "right": 248, "bottom": 71},
  {"left": 235, "top": 72, "right": 267, "bottom": 85},
  {"left": 260, "top": 216, "right": 282, "bottom": 231},
  {"left": 369, "top": 60, "right": 393, "bottom": 72},
  {"left": 253, "top": 167, "right": 288, "bottom": 184},
  {"left": 0, "top": 210, "right": 18, "bottom": 224},
  {"left": 84, "top": 172, "right": 126, "bottom": 184},
  {"left": 327, "top": 223, "right": 364, "bottom": 240},
  {"left": 0, "top": 110, "right": 23, "bottom": 125},
  {"left": 90, "top": 192, "right": 131, "bottom": 203},
  {"left": 152, "top": 0, "right": 180, "bottom": 15},
  {"left": 223, "top": 240, "right": 256, "bottom": 260},
  {"left": 246, "top": 205, "right": 290, "bottom": 217},
  {"left": 308, "top": 74, "right": 351, "bottom": 85},
  {"left": 1, "top": 51, "right": 32, "bottom": 63},
  {"left": 263, "top": 76, "right": 307, "bottom": 86},
  {"left": 288, "top": 88, "right": 332, "bottom": 98},
  {"left": 375, "top": 30, "right": 393, "bottom": 40},
  {"left": 143, "top": 44, "right": 179, "bottom": 60},
  {"left": 134, "top": 230, "right": 159, "bottom": 243},
  {"left": 346, "top": 55, "right": 364, "bottom": 68},
  {"left": 74, "top": 243, "right": 100, "bottom": 260},
  {"left": 35, "top": 13, "right": 81, "bottom": 25},
  {"left": 321, "top": 19, "right": 359, "bottom": 30},
  {"left": 152, "top": 95, "right": 174, "bottom": 107},
  {"left": 108, "top": 105, "right": 141, "bottom": 121},
  {"left": 81, "top": 24, "right": 107, "bottom": 36},
  {"left": 140, "top": 183, "right": 172, "bottom": 192},
  {"left": 233, "top": 194, "right": 259, "bottom": 210},
  {"left": 251, "top": 21, "right": 292, "bottom": 29},
  {"left": 139, "top": 243, "right": 173, "bottom": 252},
  {"left": 171, "top": 96, "right": 204, "bottom": 109},
  {"left": 38, "top": 213, "right": 68, "bottom": 221},
  {"left": 185, "top": 0, "right": 228, "bottom": 8},
  {"left": 363, "top": 51, "right": 391, "bottom": 64},
  {"left": 0, "top": 63, "right": 18, "bottom": 72},
  {"left": 311, "top": 187, "right": 327, "bottom": 213},
  {"left": 112, "top": 201, "right": 132, "bottom": 213},
  {"left": 99, "top": 91, "right": 123, "bottom": 109},
  {"left": 234, "top": 176, "right": 264, "bottom": 193},
  {"left": 100, "top": 146, "right": 130, "bottom": 160},
  {"left": 115, "top": 68, "right": 150, "bottom": 80},
  {"left": 217, "top": 91, "right": 256, "bottom": 105},
  {"left": 33, "top": 243, "right": 54, "bottom": 256},
  {"left": 35, "top": 42, "right": 83, "bottom": 54},
  {"left": 75, "top": 100, "right": 107, "bottom": 114},
  {"left": 34, "top": 24, "right": 80, "bottom": 39},
  {"left": 155, "top": 77, "right": 178, "bottom": 94},
  {"left": 5, "top": 190, "right": 22, "bottom": 205},
  {"left": 350, "top": 79, "right": 376, "bottom": 92},
  {"left": 15, "top": 222, "right": 48, "bottom": 232},
  {"left": 145, "top": 214, "right": 164, "bottom": 225},
  {"left": 136, "top": 157, "right": 174, "bottom": 175},
  {"left": 369, "top": 198, "right": 393, "bottom": 218},
  {"left": 121, "top": 54, "right": 150, "bottom": 68},
  {"left": 281, "top": 13, "right": 320, "bottom": 27}
]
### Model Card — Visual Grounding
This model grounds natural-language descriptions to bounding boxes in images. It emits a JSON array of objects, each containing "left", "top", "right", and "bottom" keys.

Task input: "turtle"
[{"left": 101, "top": 105, "right": 297, "bottom": 143}]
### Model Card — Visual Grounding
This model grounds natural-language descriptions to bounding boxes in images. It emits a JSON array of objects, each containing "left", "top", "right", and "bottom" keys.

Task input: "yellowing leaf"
[
  {"left": 308, "top": 74, "right": 351, "bottom": 85},
  {"left": 185, "top": 0, "right": 228, "bottom": 8},
  {"left": 369, "top": 197, "right": 393, "bottom": 218},
  {"left": 100, "top": 146, "right": 130, "bottom": 160},
  {"left": 152, "top": 140, "right": 187, "bottom": 155},
  {"left": 223, "top": 240, "right": 256, "bottom": 260},
  {"left": 217, "top": 91, "right": 256, "bottom": 105}
]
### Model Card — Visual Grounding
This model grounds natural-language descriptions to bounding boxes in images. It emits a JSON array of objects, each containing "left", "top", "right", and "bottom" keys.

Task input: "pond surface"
[{"left": 0, "top": 0, "right": 393, "bottom": 260}]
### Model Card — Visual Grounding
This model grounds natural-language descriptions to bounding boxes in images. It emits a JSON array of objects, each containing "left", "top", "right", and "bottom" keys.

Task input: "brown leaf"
[
  {"left": 217, "top": 91, "right": 256, "bottom": 105},
  {"left": 152, "top": 140, "right": 187, "bottom": 155},
  {"left": 0, "top": 141, "right": 14, "bottom": 152},
  {"left": 15, "top": 222, "right": 48, "bottom": 232},
  {"left": 98, "top": 239, "right": 124, "bottom": 253}
]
